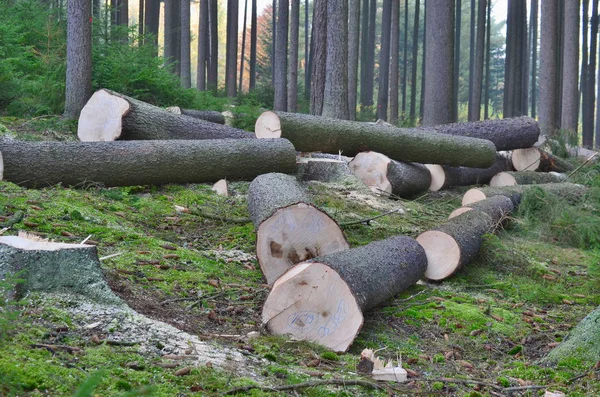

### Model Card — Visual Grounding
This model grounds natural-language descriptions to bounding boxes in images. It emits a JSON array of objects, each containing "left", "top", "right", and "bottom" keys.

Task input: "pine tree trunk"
[
  {"left": 144, "top": 0, "right": 160, "bottom": 50},
  {"left": 469, "top": 0, "right": 486, "bottom": 121},
  {"left": 64, "top": 0, "right": 92, "bottom": 119},
  {"left": 561, "top": 0, "right": 580, "bottom": 134},
  {"left": 180, "top": 0, "right": 191, "bottom": 88},
  {"left": 359, "top": 0, "right": 371, "bottom": 109},
  {"left": 274, "top": 0, "right": 289, "bottom": 109},
  {"left": 272, "top": 0, "right": 277, "bottom": 82},
  {"left": 238, "top": 0, "right": 248, "bottom": 93},
  {"left": 423, "top": 0, "right": 454, "bottom": 126},
  {"left": 453, "top": 0, "right": 461, "bottom": 122},
  {"left": 365, "top": 0, "right": 377, "bottom": 108},
  {"left": 539, "top": 0, "right": 560, "bottom": 136},
  {"left": 322, "top": 0, "right": 349, "bottom": 119},
  {"left": 401, "top": 0, "right": 409, "bottom": 115},
  {"left": 530, "top": 0, "right": 538, "bottom": 118},
  {"left": 347, "top": 0, "right": 360, "bottom": 120},
  {"left": 287, "top": 0, "right": 299, "bottom": 111},
  {"left": 304, "top": 0, "right": 310, "bottom": 99},
  {"left": 389, "top": 0, "right": 400, "bottom": 124},
  {"left": 409, "top": 0, "right": 420, "bottom": 120},
  {"left": 484, "top": 0, "right": 491, "bottom": 118},
  {"left": 377, "top": 0, "right": 393, "bottom": 121},
  {"left": 207, "top": 0, "right": 218, "bottom": 90},
  {"left": 225, "top": 0, "right": 239, "bottom": 97},
  {"left": 138, "top": 0, "right": 144, "bottom": 41},
  {"left": 309, "top": 0, "right": 327, "bottom": 115},
  {"left": 197, "top": 0, "right": 208, "bottom": 90},
  {"left": 249, "top": 0, "right": 257, "bottom": 89},
  {"left": 468, "top": 0, "right": 476, "bottom": 120}
]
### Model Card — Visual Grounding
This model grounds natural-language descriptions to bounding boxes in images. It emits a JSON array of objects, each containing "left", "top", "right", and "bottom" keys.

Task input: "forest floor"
[{"left": 0, "top": 117, "right": 599, "bottom": 396}]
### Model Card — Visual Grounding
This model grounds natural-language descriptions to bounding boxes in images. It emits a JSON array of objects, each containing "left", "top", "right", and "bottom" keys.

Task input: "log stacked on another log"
[
  {"left": 348, "top": 152, "right": 432, "bottom": 198},
  {"left": 262, "top": 236, "right": 427, "bottom": 352},
  {"left": 489, "top": 171, "right": 568, "bottom": 187},
  {"left": 296, "top": 157, "right": 352, "bottom": 182},
  {"left": 461, "top": 183, "right": 588, "bottom": 207},
  {"left": 0, "top": 138, "right": 296, "bottom": 187},
  {"left": 449, "top": 195, "right": 515, "bottom": 220},
  {"left": 511, "top": 148, "right": 574, "bottom": 173},
  {"left": 165, "top": 106, "right": 226, "bottom": 124},
  {"left": 247, "top": 173, "right": 349, "bottom": 285},
  {"left": 78, "top": 89, "right": 252, "bottom": 141},
  {"left": 255, "top": 111, "right": 497, "bottom": 167}
]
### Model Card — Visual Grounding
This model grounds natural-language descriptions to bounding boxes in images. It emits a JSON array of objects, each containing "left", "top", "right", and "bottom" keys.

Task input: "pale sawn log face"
[
  {"left": 511, "top": 147, "right": 542, "bottom": 171},
  {"left": 78, "top": 90, "right": 130, "bottom": 141}
]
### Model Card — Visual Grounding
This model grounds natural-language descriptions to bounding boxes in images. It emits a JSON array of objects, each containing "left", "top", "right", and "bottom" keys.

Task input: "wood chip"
[
  {"left": 469, "top": 329, "right": 483, "bottom": 336},
  {"left": 163, "top": 254, "right": 180, "bottom": 260},
  {"left": 137, "top": 251, "right": 151, "bottom": 254},
  {"left": 573, "top": 294, "right": 586, "bottom": 298},
  {"left": 174, "top": 367, "right": 191, "bottom": 376},
  {"left": 305, "top": 359, "right": 320, "bottom": 367},
  {"left": 542, "top": 274, "right": 557, "bottom": 281},
  {"left": 61, "top": 231, "right": 75, "bottom": 237},
  {"left": 30, "top": 205, "right": 43, "bottom": 211},
  {"left": 562, "top": 299, "right": 574, "bottom": 305},
  {"left": 208, "top": 279, "right": 220, "bottom": 288},
  {"left": 459, "top": 360, "right": 474, "bottom": 369},
  {"left": 490, "top": 314, "right": 504, "bottom": 322},
  {"left": 114, "top": 212, "right": 126, "bottom": 218},
  {"left": 23, "top": 222, "right": 39, "bottom": 227},
  {"left": 405, "top": 368, "right": 419, "bottom": 377},
  {"left": 161, "top": 244, "right": 177, "bottom": 251},
  {"left": 547, "top": 342, "right": 560, "bottom": 348}
]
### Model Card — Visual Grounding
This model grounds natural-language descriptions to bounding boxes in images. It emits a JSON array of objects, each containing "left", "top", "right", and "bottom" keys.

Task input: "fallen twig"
[
  {"left": 80, "top": 234, "right": 93, "bottom": 244},
  {"left": 224, "top": 379, "right": 384, "bottom": 395},
  {"left": 0, "top": 227, "right": 9, "bottom": 235},
  {"left": 99, "top": 252, "right": 124, "bottom": 261},
  {"left": 340, "top": 208, "right": 403, "bottom": 227},
  {"left": 568, "top": 152, "right": 599, "bottom": 177}
]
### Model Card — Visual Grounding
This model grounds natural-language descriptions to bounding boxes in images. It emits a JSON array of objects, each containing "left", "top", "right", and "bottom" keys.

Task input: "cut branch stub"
[
  {"left": 248, "top": 173, "right": 349, "bottom": 285},
  {"left": 489, "top": 171, "right": 567, "bottom": 187},
  {"left": 262, "top": 236, "right": 427, "bottom": 352}
]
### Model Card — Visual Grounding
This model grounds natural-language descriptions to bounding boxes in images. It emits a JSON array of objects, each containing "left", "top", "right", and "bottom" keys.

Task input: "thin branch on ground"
[
  {"left": 568, "top": 152, "right": 599, "bottom": 177},
  {"left": 224, "top": 379, "right": 384, "bottom": 395},
  {"left": 340, "top": 208, "right": 403, "bottom": 227}
]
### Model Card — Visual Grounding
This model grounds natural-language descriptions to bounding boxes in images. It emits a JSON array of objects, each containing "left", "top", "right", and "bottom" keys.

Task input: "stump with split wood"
[
  {"left": 511, "top": 148, "right": 574, "bottom": 173},
  {"left": 78, "top": 89, "right": 251, "bottom": 141},
  {"left": 247, "top": 173, "right": 349, "bottom": 285},
  {"left": 262, "top": 235, "right": 427, "bottom": 352},
  {"left": 165, "top": 106, "right": 226, "bottom": 124},
  {"left": 0, "top": 138, "right": 296, "bottom": 187},
  {"left": 425, "top": 154, "right": 514, "bottom": 191},
  {"left": 255, "top": 111, "right": 497, "bottom": 168},
  {"left": 461, "top": 183, "right": 588, "bottom": 207},
  {"left": 449, "top": 195, "right": 515, "bottom": 221},
  {"left": 489, "top": 171, "right": 568, "bottom": 187},
  {"left": 348, "top": 152, "right": 431, "bottom": 198}
]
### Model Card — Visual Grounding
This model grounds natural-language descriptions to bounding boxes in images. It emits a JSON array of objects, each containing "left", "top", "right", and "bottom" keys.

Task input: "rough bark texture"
[
  {"left": 388, "top": 0, "right": 400, "bottom": 124},
  {"left": 197, "top": 0, "right": 209, "bottom": 90},
  {"left": 64, "top": 0, "right": 92, "bottom": 119},
  {"left": 0, "top": 138, "right": 296, "bottom": 188},
  {"left": 167, "top": 106, "right": 226, "bottom": 124},
  {"left": 468, "top": 0, "right": 487, "bottom": 121},
  {"left": 273, "top": 0, "right": 289, "bottom": 109},
  {"left": 560, "top": 0, "right": 579, "bottom": 134},
  {"left": 584, "top": 0, "right": 599, "bottom": 147},
  {"left": 164, "top": 0, "right": 181, "bottom": 74},
  {"left": 449, "top": 195, "right": 515, "bottom": 223},
  {"left": 207, "top": 0, "right": 218, "bottom": 90},
  {"left": 423, "top": 0, "right": 455, "bottom": 125},
  {"left": 348, "top": 0, "right": 360, "bottom": 120},
  {"left": 0, "top": 236, "right": 123, "bottom": 304},
  {"left": 409, "top": 0, "right": 420, "bottom": 119},
  {"left": 453, "top": 0, "right": 462, "bottom": 122},
  {"left": 490, "top": 171, "right": 568, "bottom": 187},
  {"left": 145, "top": 0, "right": 161, "bottom": 49},
  {"left": 287, "top": 0, "right": 299, "bottom": 112},
  {"left": 322, "top": 0, "right": 349, "bottom": 120},
  {"left": 255, "top": 111, "right": 498, "bottom": 167},
  {"left": 427, "top": 153, "right": 514, "bottom": 191},
  {"left": 503, "top": 0, "right": 528, "bottom": 118},
  {"left": 262, "top": 235, "right": 427, "bottom": 351},
  {"left": 180, "top": 0, "right": 191, "bottom": 88},
  {"left": 78, "top": 89, "right": 251, "bottom": 141},
  {"left": 238, "top": 0, "right": 248, "bottom": 93},
  {"left": 225, "top": 0, "right": 239, "bottom": 97},
  {"left": 377, "top": 0, "right": 393, "bottom": 121},
  {"left": 296, "top": 159, "right": 352, "bottom": 182},
  {"left": 249, "top": 0, "right": 257, "bottom": 89},
  {"left": 461, "top": 183, "right": 588, "bottom": 207},
  {"left": 309, "top": 0, "right": 327, "bottom": 115},
  {"left": 539, "top": 0, "right": 560, "bottom": 135},
  {"left": 529, "top": 0, "right": 538, "bottom": 118}
]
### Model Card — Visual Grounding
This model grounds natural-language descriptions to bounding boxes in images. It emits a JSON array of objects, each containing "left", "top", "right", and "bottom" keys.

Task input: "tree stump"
[
  {"left": 262, "top": 235, "right": 427, "bottom": 352},
  {"left": 247, "top": 173, "right": 349, "bottom": 285}
]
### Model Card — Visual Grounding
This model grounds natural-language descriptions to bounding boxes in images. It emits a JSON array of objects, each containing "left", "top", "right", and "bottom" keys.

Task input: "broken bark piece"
[
  {"left": 0, "top": 138, "right": 296, "bottom": 187},
  {"left": 489, "top": 171, "right": 568, "bottom": 187},
  {"left": 211, "top": 179, "right": 229, "bottom": 196},
  {"left": 78, "top": 89, "right": 251, "bottom": 141},
  {"left": 296, "top": 157, "right": 352, "bottom": 182},
  {"left": 262, "top": 236, "right": 427, "bottom": 352},
  {"left": 247, "top": 173, "right": 349, "bottom": 285},
  {"left": 425, "top": 153, "right": 514, "bottom": 191},
  {"left": 165, "top": 106, "right": 226, "bottom": 124},
  {"left": 348, "top": 152, "right": 431, "bottom": 198},
  {"left": 416, "top": 210, "right": 499, "bottom": 281},
  {"left": 511, "top": 148, "right": 574, "bottom": 173},
  {"left": 448, "top": 195, "right": 515, "bottom": 222},
  {"left": 461, "top": 183, "right": 588, "bottom": 206},
  {"left": 255, "top": 111, "right": 497, "bottom": 167},
  {"left": 0, "top": 236, "right": 122, "bottom": 304}
]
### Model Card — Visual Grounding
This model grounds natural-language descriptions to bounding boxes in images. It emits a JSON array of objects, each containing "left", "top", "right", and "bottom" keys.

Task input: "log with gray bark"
[
  {"left": 489, "top": 171, "right": 568, "bottom": 187},
  {"left": 348, "top": 152, "right": 431, "bottom": 198},
  {"left": 449, "top": 195, "right": 515, "bottom": 221},
  {"left": 165, "top": 106, "right": 226, "bottom": 124},
  {"left": 255, "top": 111, "right": 497, "bottom": 168},
  {"left": 511, "top": 147, "right": 575, "bottom": 173},
  {"left": 296, "top": 157, "right": 352, "bottom": 182},
  {"left": 461, "top": 183, "right": 588, "bottom": 207},
  {"left": 78, "top": 89, "right": 252, "bottom": 141},
  {"left": 0, "top": 138, "right": 296, "bottom": 187},
  {"left": 0, "top": 235, "right": 123, "bottom": 304},
  {"left": 417, "top": 202, "right": 512, "bottom": 281},
  {"left": 425, "top": 153, "right": 514, "bottom": 191},
  {"left": 247, "top": 173, "right": 349, "bottom": 285},
  {"left": 262, "top": 235, "right": 427, "bottom": 352}
]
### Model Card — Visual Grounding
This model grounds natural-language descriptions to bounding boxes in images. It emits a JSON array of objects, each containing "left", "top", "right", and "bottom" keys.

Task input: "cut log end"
[
  {"left": 425, "top": 164, "right": 445, "bottom": 191},
  {"left": 211, "top": 179, "right": 228, "bottom": 196},
  {"left": 262, "top": 261, "right": 363, "bottom": 352},
  {"left": 348, "top": 152, "right": 393, "bottom": 194},
  {"left": 78, "top": 89, "right": 130, "bottom": 142},
  {"left": 461, "top": 188, "right": 487, "bottom": 205},
  {"left": 256, "top": 203, "right": 349, "bottom": 285},
  {"left": 448, "top": 207, "right": 473, "bottom": 219},
  {"left": 512, "top": 148, "right": 541, "bottom": 171},
  {"left": 416, "top": 231, "right": 461, "bottom": 281},
  {"left": 255, "top": 111, "right": 282, "bottom": 138},
  {"left": 489, "top": 172, "right": 518, "bottom": 187},
  {"left": 1, "top": 236, "right": 93, "bottom": 251}
]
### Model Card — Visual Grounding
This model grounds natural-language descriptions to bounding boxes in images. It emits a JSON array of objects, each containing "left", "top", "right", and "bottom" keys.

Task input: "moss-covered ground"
[{"left": 1, "top": 117, "right": 599, "bottom": 396}]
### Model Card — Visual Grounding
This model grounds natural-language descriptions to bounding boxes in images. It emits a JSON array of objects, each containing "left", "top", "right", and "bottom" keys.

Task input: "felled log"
[
  {"left": 0, "top": 235, "right": 122, "bottom": 304},
  {"left": 417, "top": 207, "right": 506, "bottom": 281},
  {"left": 449, "top": 195, "right": 515, "bottom": 221},
  {"left": 425, "top": 153, "right": 514, "bottom": 191},
  {"left": 489, "top": 171, "right": 568, "bottom": 187},
  {"left": 78, "top": 89, "right": 251, "bottom": 141},
  {"left": 461, "top": 183, "right": 588, "bottom": 207},
  {"left": 296, "top": 157, "right": 352, "bottom": 182},
  {"left": 255, "top": 111, "right": 497, "bottom": 167},
  {"left": 262, "top": 235, "right": 427, "bottom": 352},
  {"left": 0, "top": 138, "right": 296, "bottom": 187},
  {"left": 247, "top": 173, "right": 349, "bottom": 285},
  {"left": 511, "top": 148, "right": 575, "bottom": 173},
  {"left": 348, "top": 152, "right": 431, "bottom": 198},
  {"left": 165, "top": 106, "right": 226, "bottom": 124}
]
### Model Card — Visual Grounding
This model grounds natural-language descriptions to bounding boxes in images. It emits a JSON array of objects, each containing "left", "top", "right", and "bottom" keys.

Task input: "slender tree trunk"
[
  {"left": 272, "top": 0, "right": 277, "bottom": 83},
  {"left": 348, "top": 0, "right": 360, "bottom": 120},
  {"left": 420, "top": 0, "right": 426, "bottom": 120},
  {"left": 581, "top": 0, "right": 589, "bottom": 129},
  {"left": 503, "top": 0, "right": 516, "bottom": 117},
  {"left": 409, "top": 0, "right": 420, "bottom": 120},
  {"left": 287, "top": 0, "right": 299, "bottom": 111},
  {"left": 422, "top": 0, "right": 454, "bottom": 126},
  {"left": 164, "top": 0, "right": 181, "bottom": 74},
  {"left": 197, "top": 0, "right": 208, "bottom": 90},
  {"left": 365, "top": 0, "right": 377, "bottom": 108},
  {"left": 389, "top": 0, "right": 400, "bottom": 124},
  {"left": 207, "top": 0, "right": 218, "bottom": 90},
  {"left": 539, "top": 0, "right": 560, "bottom": 136},
  {"left": 401, "top": 0, "right": 409, "bottom": 116},
  {"left": 454, "top": 0, "right": 462, "bottom": 122},
  {"left": 64, "top": 0, "right": 92, "bottom": 119},
  {"left": 555, "top": 0, "right": 563, "bottom": 126},
  {"left": 180, "top": 0, "right": 191, "bottom": 88},
  {"left": 584, "top": 0, "right": 599, "bottom": 146},
  {"left": 484, "top": 0, "right": 491, "bottom": 119},
  {"left": 561, "top": 0, "right": 579, "bottom": 134},
  {"left": 377, "top": 0, "right": 393, "bottom": 121},
  {"left": 225, "top": 0, "right": 239, "bottom": 96},
  {"left": 273, "top": 0, "right": 288, "bottom": 109},
  {"left": 322, "top": 0, "right": 349, "bottom": 119},
  {"left": 138, "top": 0, "right": 144, "bottom": 41},
  {"left": 144, "top": 0, "right": 160, "bottom": 50},
  {"left": 304, "top": 0, "right": 310, "bottom": 99},
  {"left": 530, "top": 0, "right": 538, "bottom": 118},
  {"left": 359, "top": 0, "right": 371, "bottom": 108},
  {"left": 309, "top": 0, "right": 327, "bottom": 115},
  {"left": 468, "top": 0, "right": 476, "bottom": 119},
  {"left": 250, "top": 0, "right": 257, "bottom": 89},
  {"left": 239, "top": 0, "right": 248, "bottom": 93},
  {"left": 469, "top": 0, "right": 486, "bottom": 121},
  {"left": 521, "top": 0, "right": 530, "bottom": 117}
]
